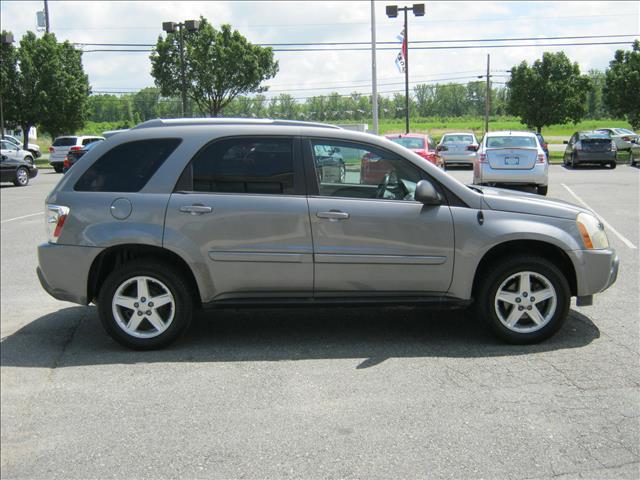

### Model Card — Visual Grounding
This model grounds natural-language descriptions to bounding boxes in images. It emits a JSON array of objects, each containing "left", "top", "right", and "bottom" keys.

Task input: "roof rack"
[{"left": 132, "top": 118, "right": 342, "bottom": 130}]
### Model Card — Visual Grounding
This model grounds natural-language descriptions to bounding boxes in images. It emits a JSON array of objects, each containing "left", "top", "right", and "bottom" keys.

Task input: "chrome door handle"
[
  {"left": 317, "top": 210, "right": 349, "bottom": 220},
  {"left": 179, "top": 204, "right": 212, "bottom": 215}
]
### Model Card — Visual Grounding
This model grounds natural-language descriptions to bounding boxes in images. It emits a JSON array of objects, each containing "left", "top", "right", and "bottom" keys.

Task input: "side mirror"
[
  {"left": 466, "top": 145, "right": 478, "bottom": 151},
  {"left": 437, "top": 145, "right": 448, "bottom": 152},
  {"left": 414, "top": 179, "right": 442, "bottom": 205},
  {"left": 333, "top": 147, "right": 341, "bottom": 153},
  {"left": 563, "top": 140, "right": 569, "bottom": 144}
]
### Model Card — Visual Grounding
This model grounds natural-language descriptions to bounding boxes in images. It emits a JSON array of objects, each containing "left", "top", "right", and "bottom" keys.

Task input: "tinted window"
[
  {"left": 188, "top": 138, "right": 295, "bottom": 195},
  {"left": 83, "top": 140, "right": 103, "bottom": 151},
  {"left": 75, "top": 138, "right": 180, "bottom": 192},
  {"left": 486, "top": 136, "right": 537, "bottom": 148},
  {"left": 82, "top": 137, "right": 101, "bottom": 146},
  {"left": 52, "top": 137, "right": 78, "bottom": 147}
]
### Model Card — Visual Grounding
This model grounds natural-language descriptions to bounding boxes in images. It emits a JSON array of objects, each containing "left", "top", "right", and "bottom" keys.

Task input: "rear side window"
[
  {"left": 82, "top": 137, "right": 100, "bottom": 146},
  {"left": 186, "top": 138, "right": 295, "bottom": 195},
  {"left": 52, "top": 137, "right": 78, "bottom": 147},
  {"left": 75, "top": 138, "right": 181, "bottom": 192}
]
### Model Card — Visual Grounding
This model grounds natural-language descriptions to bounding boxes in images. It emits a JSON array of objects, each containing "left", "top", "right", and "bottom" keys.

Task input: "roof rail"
[{"left": 131, "top": 118, "right": 342, "bottom": 130}]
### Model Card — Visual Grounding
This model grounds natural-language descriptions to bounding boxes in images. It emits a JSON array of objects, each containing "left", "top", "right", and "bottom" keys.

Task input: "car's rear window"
[
  {"left": 389, "top": 137, "right": 425, "bottom": 149},
  {"left": 52, "top": 137, "right": 78, "bottom": 147},
  {"left": 443, "top": 135, "right": 474, "bottom": 144},
  {"left": 74, "top": 138, "right": 181, "bottom": 192},
  {"left": 486, "top": 136, "right": 536, "bottom": 148},
  {"left": 581, "top": 133, "right": 610, "bottom": 140}
]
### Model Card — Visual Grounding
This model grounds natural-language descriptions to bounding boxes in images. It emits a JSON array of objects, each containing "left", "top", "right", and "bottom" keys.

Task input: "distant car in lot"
[
  {"left": 563, "top": 131, "right": 617, "bottom": 169},
  {"left": 63, "top": 139, "right": 104, "bottom": 173},
  {"left": 2, "top": 134, "right": 41, "bottom": 158},
  {"left": 1, "top": 139, "right": 35, "bottom": 166},
  {"left": 37, "top": 118, "right": 618, "bottom": 350},
  {"left": 629, "top": 138, "right": 640, "bottom": 167},
  {"left": 313, "top": 144, "right": 345, "bottom": 183},
  {"left": 0, "top": 149, "right": 38, "bottom": 186},
  {"left": 49, "top": 135, "right": 104, "bottom": 173},
  {"left": 385, "top": 133, "right": 439, "bottom": 165},
  {"left": 595, "top": 128, "right": 638, "bottom": 151},
  {"left": 436, "top": 132, "right": 478, "bottom": 168},
  {"left": 535, "top": 133, "right": 550, "bottom": 160},
  {"left": 473, "top": 131, "right": 549, "bottom": 195}
]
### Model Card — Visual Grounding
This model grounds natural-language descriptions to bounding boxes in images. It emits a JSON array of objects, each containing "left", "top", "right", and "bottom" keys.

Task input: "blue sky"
[{"left": 1, "top": 1, "right": 638, "bottom": 99}]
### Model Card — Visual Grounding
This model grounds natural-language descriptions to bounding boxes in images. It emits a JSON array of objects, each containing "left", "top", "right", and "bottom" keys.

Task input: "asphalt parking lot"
[{"left": 1, "top": 166, "right": 639, "bottom": 479}]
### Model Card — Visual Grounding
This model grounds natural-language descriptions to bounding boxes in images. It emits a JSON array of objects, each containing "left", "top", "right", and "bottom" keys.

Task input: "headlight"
[{"left": 576, "top": 212, "right": 609, "bottom": 249}]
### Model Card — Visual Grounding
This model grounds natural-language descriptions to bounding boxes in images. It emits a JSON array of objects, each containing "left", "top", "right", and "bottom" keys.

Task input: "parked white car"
[
  {"left": 437, "top": 132, "right": 479, "bottom": 168},
  {"left": 595, "top": 128, "right": 638, "bottom": 151},
  {"left": 49, "top": 135, "right": 104, "bottom": 173},
  {"left": 2, "top": 134, "right": 41, "bottom": 158},
  {"left": 473, "top": 131, "right": 549, "bottom": 196},
  {"left": 1, "top": 139, "right": 36, "bottom": 165}
]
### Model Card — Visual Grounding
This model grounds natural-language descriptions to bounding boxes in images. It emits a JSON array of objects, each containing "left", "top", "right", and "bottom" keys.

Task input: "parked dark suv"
[{"left": 38, "top": 119, "right": 618, "bottom": 349}]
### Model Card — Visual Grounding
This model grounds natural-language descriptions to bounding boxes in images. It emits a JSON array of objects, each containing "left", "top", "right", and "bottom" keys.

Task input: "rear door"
[
  {"left": 304, "top": 138, "right": 455, "bottom": 295},
  {"left": 164, "top": 136, "right": 313, "bottom": 300}
]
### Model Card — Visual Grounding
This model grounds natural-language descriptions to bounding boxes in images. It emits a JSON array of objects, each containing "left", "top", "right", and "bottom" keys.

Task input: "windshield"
[
  {"left": 486, "top": 136, "right": 537, "bottom": 148},
  {"left": 616, "top": 128, "right": 635, "bottom": 135},
  {"left": 443, "top": 134, "right": 474, "bottom": 144},
  {"left": 389, "top": 137, "right": 425, "bottom": 149}
]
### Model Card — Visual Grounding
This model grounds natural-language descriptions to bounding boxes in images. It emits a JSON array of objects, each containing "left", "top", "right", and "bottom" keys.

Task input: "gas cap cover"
[{"left": 110, "top": 198, "right": 132, "bottom": 220}]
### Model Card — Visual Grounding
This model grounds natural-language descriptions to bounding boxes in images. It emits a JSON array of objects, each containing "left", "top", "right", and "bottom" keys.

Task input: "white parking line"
[
  {"left": 561, "top": 183, "right": 637, "bottom": 250},
  {"left": 0, "top": 212, "right": 42, "bottom": 224}
]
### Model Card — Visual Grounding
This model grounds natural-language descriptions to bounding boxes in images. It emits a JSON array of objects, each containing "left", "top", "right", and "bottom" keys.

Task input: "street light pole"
[
  {"left": 386, "top": 3, "right": 424, "bottom": 134},
  {"left": 162, "top": 20, "right": 201, "bottom": 118},
  {"left": 44, "top": 0, "right": 50, "bottom": 33},
  {"left": 1, "top": 32, "right": 15, "bottom": 139},
  {"left": 485, "top": 54, "right": 490, "bottom": 135},
  {"left": 370, "top": 0, "right": 379, "bottom": 135}
]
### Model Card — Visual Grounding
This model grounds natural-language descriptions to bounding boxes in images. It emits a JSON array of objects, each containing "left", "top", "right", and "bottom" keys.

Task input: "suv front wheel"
[
  {"left": 476, "top": 255, "right": 570, "bottom": 344},
  {"left": 98, "top": 260, "right": 193, "bottom": 349}
]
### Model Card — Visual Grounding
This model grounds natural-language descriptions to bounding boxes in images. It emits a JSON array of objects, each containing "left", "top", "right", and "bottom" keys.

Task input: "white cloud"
[{"left": 0, "top": 0, "right": 638, "bottom": 99}]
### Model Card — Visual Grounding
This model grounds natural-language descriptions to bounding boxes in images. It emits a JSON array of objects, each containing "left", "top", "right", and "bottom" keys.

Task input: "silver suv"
[{"left": 37, "top": 119, "right": 619, "bottom": 349}]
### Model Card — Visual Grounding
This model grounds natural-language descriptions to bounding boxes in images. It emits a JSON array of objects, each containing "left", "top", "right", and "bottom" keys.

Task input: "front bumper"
[
  {"left": 37, "top": 243, "right": 103, "bottom": 305},
  {"left": 566, "top": 248, "right": 619, "bottom": 297}
]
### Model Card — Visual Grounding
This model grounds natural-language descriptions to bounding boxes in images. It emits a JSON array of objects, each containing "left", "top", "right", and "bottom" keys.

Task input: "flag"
[{"left": 395, "top": 28, "right": 406, "bottom": 73}]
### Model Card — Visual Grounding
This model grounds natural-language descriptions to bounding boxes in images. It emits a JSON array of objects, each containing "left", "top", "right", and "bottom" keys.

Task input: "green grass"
[{"left": 35, "top": 158, "right": 53, "bottom": 169}]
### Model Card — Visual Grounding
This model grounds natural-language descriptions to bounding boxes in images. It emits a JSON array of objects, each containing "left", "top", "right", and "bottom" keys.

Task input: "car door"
[
  {"left": 304, "top": 138, "right": 455, "bottom": 296},
  {"left": 164, "top": 136, "right": 313, "bottom": 300}
]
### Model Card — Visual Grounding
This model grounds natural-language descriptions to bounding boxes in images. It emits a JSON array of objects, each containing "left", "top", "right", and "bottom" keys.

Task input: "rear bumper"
[
  {"left": 37, "top": 243, "right": 103, "bottom": 305},
  {"left": 566, "top": 248, "right": 619, "bottom": 297},
  {"left": 441, "top": 153, "right": 476, "bottom": 165},
  {"left": 575, "top": 151, "right": 616, "bottom": 163},
  {"left": 474, "top": 163, "right": 548, "bottom": 186}
]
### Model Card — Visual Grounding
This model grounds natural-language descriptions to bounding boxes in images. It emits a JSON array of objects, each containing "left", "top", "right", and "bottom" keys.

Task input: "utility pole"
[
  {"left": 1, "top": 32, "right": 15, "bottom": 139},
  {"left": 386, "top": 4, "right": 424, "bottom": 134},
  {"left": 370, "top": 0, "right": 379, "bottom": 135},
  {"left": 44, "top": 0, "right": 50, "bottom": 33},
  {"left": 485, "top": 54, "right": 490, "bottom": 135}
]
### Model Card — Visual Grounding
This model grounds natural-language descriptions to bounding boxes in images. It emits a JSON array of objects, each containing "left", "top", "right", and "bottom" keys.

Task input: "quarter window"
[
  {"left": 311, "top": 140, "right": 424, "bottom": 201},
  {"left": 188, "top": 138, "right": 295, "bottom": 195},
  {"left": 74, "top": 138, "right": 180, "bottom": 192}
]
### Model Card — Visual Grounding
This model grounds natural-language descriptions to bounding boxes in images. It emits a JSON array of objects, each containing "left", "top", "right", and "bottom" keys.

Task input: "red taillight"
[
  {"left": 63, "top": 158, "right": 70, "bottom": 169},
  {"left": 69, "top": 146, "right": 82, "bottom": 151},
  {"left": 53, "top": 214, "right": 67, "bottom": 238},
  {"left": 415, "top": 149, "right": 428, "bottom": 158},
  {"left": 49, "top": 147, "right": 54, "bottom": 153},
  {"left": 478, "top": 153, "right": 487, "bottom": 163},
  {"left": 46, "top": 205, "right": 70, "bottom": 243},
  {"left": 537, "top": 153, "right": 546, "bottom": 164}
]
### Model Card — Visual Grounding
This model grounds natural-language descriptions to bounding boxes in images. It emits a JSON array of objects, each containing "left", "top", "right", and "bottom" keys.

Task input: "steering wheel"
[{"left": 375, "top": 171, "right": 408, "bottom": 199}]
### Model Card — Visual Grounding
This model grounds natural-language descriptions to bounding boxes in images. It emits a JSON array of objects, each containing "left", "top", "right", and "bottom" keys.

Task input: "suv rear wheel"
[
  {"left": 98, "top": 260, "right": 193, "bottom": 349},
  {"left": 476, "top": 255, "right": 570, "bottom": 344}
]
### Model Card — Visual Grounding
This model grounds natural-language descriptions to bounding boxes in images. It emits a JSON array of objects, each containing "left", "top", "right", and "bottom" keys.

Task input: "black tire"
[
  {"left": 537, "top": 185, "right": 548, "bottom": 196},
  {"left": 570, "top": 153, "right": 577, "bottom": 168},
  {"left": 630, "top": 152, "right": 636, "bottom": 166},
  {"left": 609, "top": 161, "right": 617, "bottom": 169},
  {"left": 53, "top": 164, "right": 64, "bottom": 173},
  {"left": 13, "top": 167, "right": 29, "bottom": 186},
  {"left": 98, "top": 259, "right": 193, "bottom": 350},
  {"left": 476, "top": 255, "right": 570, "bottom": 344},
  {"left": 24, "top": 155, "right": 34, "bottom": 166}
]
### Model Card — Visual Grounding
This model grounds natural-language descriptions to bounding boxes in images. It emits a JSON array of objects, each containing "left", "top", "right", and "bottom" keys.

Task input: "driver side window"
[{"left": 311, "top": 140, "right": 424, "bottom": 201}]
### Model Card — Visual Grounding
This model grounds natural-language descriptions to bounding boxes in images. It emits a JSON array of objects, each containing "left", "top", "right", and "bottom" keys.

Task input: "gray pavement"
[{"left": 1, "top": 166, "right": 639, "bottom": 479}]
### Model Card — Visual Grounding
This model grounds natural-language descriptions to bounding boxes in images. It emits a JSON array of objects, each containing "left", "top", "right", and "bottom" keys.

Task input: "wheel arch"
[
  {"left": 472, "top": 240, "right": 578, "bottom": 298},
  {"left": 87, "top": 244, "right": 202, "bottom": 307}
]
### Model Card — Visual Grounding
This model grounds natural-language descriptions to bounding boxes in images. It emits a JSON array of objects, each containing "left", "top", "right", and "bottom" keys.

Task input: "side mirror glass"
[
  {"left": 414, "top": 179, "right": 442, "bottom": 205},
  {"left": 563, "top": 140, "right": 569, "bottom": 144}
]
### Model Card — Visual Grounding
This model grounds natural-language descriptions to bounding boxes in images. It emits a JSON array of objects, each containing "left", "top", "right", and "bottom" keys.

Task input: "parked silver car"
[
  {"left": 49, "top": 135, "right": 104, "bottom": 173},
  {"left": 473, "top": 131, "right": 549, "bottom": 195},
  {"left": 37, "top": 119, "right": 618, "bottom": 349},
  {"left": 2, "top": 134, "right": 41, "bottom": 158},
  {"left": 437, "top": 132, "right": 478, "bottom": 168},
  {"left": 595, "top": 128, "right": 638, "bottom": 151},
  {"left": 0, "top": 139, "right": 35, "bottom": 166}
]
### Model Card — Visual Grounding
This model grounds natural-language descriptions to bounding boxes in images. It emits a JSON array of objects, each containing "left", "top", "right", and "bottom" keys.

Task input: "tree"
[
  {"left": 506, "top": 52, "right": 591, "bottom": 133},
  {"left": 604, "top": 40, "right": 640, "bottom": 129},
  {"left": 150, "top": 18, "right": 278, "bottom": 117},
  {"left": 586, "top": 69, "right": 606, "bottom": 119},
  {"left": 133, "top": 87, "right": 161, "bottom": 121},
  {"left": 1, "top": 31, "right": 90, "bottom": 147}
]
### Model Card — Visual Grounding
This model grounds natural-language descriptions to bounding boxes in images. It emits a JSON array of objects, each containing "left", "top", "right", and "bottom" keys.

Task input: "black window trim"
[
  {"left": 301, "top": 137, "right": 464, "bottom": 207},
  {"left": 173, "top": 135, "right": 306, "bottom": 196}
]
